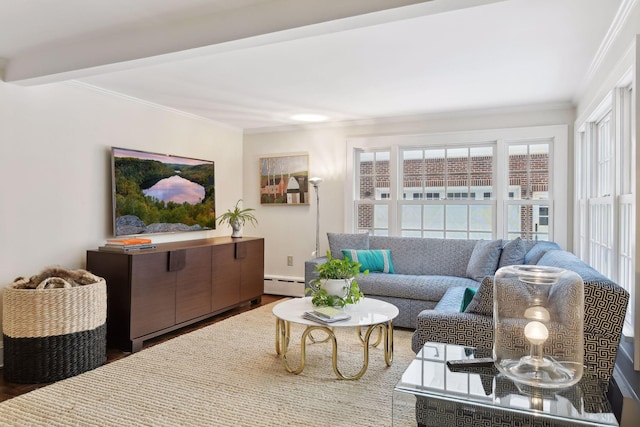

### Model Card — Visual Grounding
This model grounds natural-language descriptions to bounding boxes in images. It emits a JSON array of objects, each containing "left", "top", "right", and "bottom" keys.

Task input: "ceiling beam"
[{"left": 3, "top": 0, "right": 503, "bottom": 86}]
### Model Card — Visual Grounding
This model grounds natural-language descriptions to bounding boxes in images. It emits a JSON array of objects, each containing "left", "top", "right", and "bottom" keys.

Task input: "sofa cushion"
[
  {"left": 466, "top": 239, "right": 502, "bottom": 282},
  {"left": 369, "top": 236, "right": 477, "bottom": 277},
  {"left": 341, "top": 249, "right": 394, "bottom": 273},
  {"left": 525, "top": 241, "right": 561, "bottom": 264},
  {"left": 433, "top": 286, "right": 467, "bottom": 312},
  {"left": 464, "top": 276, "right": 494, "bottom": 316},
  {"left": 357, "top": 272, "right": 479, "bottom": 302},
  {"left": 498, "top": 237, "right": 526, "bottom": 269},
  {"left": 327, "top": 233, "right": 369, "bottom": 259},
  {"left": 536, "top": 249, "right": 612, "bottom": 285}
]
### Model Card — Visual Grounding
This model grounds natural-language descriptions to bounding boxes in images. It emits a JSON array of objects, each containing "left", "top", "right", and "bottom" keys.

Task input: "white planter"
[
  {"left": 231, "top": 220, "right": 242, "bottom": 238},
  {"left": 321, "top": 278, "right": 351, "bottom": 298}
]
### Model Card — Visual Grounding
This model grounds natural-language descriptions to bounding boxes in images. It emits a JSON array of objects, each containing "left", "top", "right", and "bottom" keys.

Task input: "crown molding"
[
  {"left": 244, "top": 102, "right": 575, "bottom": 135},
  {"left": 67, "top": 80, "right": 242, "bottom": 132},
  {"left": 577, "top": 0, "right": 638, "bottom": 99}
]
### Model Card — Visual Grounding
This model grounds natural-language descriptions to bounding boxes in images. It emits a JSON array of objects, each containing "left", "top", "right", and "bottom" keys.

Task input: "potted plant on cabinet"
[
  {"left": 306, "top": 251, "right": 368, "bottom": 307},
  {"left": 216, "top": 199, "right": 258, "bottom": 237}
]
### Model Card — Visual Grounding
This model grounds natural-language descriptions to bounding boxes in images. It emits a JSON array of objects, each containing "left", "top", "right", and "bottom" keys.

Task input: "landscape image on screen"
[{"left": 112, "top": 147, "right": 215, "bottom": 236}]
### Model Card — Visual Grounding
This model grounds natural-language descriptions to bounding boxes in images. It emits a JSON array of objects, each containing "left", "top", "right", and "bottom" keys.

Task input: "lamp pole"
[{"left": 309, "top": 177, "right": 323, "bottom": 257}]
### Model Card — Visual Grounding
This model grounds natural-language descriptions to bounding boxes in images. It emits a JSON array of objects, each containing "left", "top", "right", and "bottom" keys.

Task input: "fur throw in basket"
[
  {"left": 12, "top": 266, "right": 101, "bottom": 289},
  {"left": 3, "top": 266, "right": 108, "bottom": 383}
]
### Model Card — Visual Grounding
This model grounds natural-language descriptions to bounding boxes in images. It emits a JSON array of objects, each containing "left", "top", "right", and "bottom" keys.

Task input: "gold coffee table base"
[{"left": 275, "top": 319, "right": 394, "bottom": 380}]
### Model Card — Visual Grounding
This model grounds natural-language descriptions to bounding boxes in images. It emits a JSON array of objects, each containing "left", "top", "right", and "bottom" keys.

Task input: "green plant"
[
  {"left": 305, "top": 251, "right": 368, "bottom": 307},
  {"left": 216, "top": 199, "right": 258, "bottom": 227}
]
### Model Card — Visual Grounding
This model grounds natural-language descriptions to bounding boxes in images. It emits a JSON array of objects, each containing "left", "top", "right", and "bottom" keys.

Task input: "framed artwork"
[{"left": 260, "top": 154, "right": 309, "bottom": 205}]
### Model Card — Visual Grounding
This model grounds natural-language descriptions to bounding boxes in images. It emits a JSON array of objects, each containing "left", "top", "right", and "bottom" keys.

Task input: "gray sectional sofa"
[
  {"left": 304, "top": 232, "right": 629, "bottom": 386},
  {"left": 305, "top": 233, "right": 558, "bottom": 329}
]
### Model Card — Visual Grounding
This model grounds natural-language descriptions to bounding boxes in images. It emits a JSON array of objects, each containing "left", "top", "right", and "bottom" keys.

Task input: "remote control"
[{"left": 446, "top": 358, "right": 495, "bottom": 369}]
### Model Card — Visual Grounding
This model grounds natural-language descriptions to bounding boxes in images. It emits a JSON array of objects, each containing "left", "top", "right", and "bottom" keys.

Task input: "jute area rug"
[{"left": 0, "top": 300, "right": 416, "bottom": 426}]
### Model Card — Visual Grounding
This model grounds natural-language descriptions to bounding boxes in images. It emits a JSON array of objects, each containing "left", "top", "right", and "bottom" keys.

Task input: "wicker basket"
[{"left": 2, "top": 270, "right": 107, "bottom": 383}]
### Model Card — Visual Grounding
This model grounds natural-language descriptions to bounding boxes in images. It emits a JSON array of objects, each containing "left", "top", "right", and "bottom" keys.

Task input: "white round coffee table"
[{"left": 272, "top": 297, "right": 399, "bottom": 380}]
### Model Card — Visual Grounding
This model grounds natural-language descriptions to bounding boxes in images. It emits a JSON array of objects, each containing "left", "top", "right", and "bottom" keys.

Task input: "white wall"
[
  {"left": 244, "top": 106, "right": 575, "bottom": 281},
  {"left": 0, "top": 80, "right": 243, "bottom": 339}
]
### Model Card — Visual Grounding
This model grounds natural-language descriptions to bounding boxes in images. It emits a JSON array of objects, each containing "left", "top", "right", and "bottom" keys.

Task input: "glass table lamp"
[{"left": 493, "top": 265, "right": 584, "bottom": 388}]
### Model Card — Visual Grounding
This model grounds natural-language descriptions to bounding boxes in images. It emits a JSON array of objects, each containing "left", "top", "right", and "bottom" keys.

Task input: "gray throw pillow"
[
  {"left": 497, "top": 237, "right": 526, "bottom": 269},
  {"left": 327, "top": 232, "right": 369, "bottom": 259},
  {"left": 466, "top": 239, "right": 502, "bottom": 282}
]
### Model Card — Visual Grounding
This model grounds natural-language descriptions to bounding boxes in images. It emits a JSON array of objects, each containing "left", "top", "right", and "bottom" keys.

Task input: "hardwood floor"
[{"left": 0, "top": 294, "right": 284, "bottom": 403}]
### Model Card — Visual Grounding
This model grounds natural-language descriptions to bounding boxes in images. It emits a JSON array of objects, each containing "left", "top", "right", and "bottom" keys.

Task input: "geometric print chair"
[{"left": 411, "top": 249, "right": 629, "bottom": 385}]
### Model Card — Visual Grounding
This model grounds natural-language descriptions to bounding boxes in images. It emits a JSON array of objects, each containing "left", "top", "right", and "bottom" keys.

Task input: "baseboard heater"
[{"left": 264, "top": 275, "right": 305, "bottom": 297}]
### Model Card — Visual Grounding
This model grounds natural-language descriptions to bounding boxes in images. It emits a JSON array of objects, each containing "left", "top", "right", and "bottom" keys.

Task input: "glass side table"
[{"left": 393, "top": 342, "right": 619, "bottom": 427}]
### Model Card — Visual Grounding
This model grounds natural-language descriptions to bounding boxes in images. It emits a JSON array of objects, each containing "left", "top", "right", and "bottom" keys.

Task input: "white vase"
[
  {"left": 231, "top": 220, "right": 242, "bottom": 238},
  {"left": 321, "top": 278, "right": 351, "bottom": 298}
]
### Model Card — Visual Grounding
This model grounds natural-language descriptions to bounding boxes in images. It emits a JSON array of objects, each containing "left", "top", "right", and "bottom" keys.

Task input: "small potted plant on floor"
[
  {"left": 306, "top": 251, "right": 368, "bottom": 307},
  {"left": 217, "top": 199, "right": 258, "bottom": 237}
]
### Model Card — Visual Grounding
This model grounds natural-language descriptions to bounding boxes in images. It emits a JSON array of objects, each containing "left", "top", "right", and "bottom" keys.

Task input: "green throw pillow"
[
  {"left": 341, "top": 249, "right": 395, "bottom": 274},
  {"left": 460, "top": 287, "right": 478, "bottom": 312}
]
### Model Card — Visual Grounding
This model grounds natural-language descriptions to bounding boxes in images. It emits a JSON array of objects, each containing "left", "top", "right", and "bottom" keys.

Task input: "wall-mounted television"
[{"left": 111, "top": 147, "right": 215, "bottom": 236}]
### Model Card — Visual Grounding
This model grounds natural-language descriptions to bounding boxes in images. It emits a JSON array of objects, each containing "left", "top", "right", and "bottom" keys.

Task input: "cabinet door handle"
[
  {"left": 235, "top": 243, "right": 247, "bottom": 260},
  {"left": 168, "top": 250, "right": 186, "bottom": 272}
]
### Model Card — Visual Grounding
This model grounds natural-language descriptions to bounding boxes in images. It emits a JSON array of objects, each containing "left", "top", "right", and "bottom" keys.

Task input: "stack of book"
[
  {"left": 303, "top": 306, "right": 351, "bottom": 324},
  {"left": 99, "top": 238, "right": 157, "bottom": 252}
]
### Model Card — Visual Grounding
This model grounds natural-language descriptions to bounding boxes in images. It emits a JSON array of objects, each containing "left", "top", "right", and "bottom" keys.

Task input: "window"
[
  {"left": 505, "top": 143, "right": 551, "bottom": 241},
  {"left": 575, "top": 83, "right": 635, "bottom": 335},
  {"left": 398, "top": 146, "right": 494, "bottom": 239},
  {"left": 346, "top": 126, "right": 568, "bottom": 245},
  {"left": 355, "top": 150, "right": 391, "bottom": 235},
  {"left": 538, "top": 207, "right": 549, "bottom": 226}
]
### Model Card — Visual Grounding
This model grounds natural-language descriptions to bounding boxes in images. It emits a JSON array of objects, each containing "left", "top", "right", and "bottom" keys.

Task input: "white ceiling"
[{"left": 0, "top": 0, "right": 624, "bottom": 131}]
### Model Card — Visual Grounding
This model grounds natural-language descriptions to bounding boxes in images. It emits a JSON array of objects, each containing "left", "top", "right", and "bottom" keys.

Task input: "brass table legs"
[{"left": 275, "top": 319, "right": 394, "bottom": 380}]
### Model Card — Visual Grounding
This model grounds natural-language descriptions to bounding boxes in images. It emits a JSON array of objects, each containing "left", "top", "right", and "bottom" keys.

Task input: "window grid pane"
[
  {"left": 506, "top": 203, "right": 550, "bottom": 241},
  {"left": 508, "top": 143, "right": 549, "bottom": 201},
  {"left": 619, "top": 199, "right": 634, "bottom": 328},
  {"left": 357, "top": 150, "right": 391, "bottom": 201},
  {"left": 355, "top": 202, "right": 389, "bottom": 235},
  {"left": 399, "top": 146, "right": 495, "bottom": 238},
  {"left": 596, "top": 114, "right": 612, "bottom": 197},
  {"left": 620, "top": 87, "right": 633, "bottom": 195},
  {"left": 589, "top": 202, "right": 613, "bottom": 277}
]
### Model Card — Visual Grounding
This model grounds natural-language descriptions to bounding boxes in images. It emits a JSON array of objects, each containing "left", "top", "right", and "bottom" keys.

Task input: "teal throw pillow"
[
  {"left": 341, "top": 249, "right": 394, "bottom": 274},
  {"left": 459, "top": 287, "right": 478, "bottom": 312}
]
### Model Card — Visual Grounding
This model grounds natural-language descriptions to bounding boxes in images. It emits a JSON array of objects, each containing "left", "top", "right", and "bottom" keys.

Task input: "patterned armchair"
[{"left": 411, "top": 249, "right": 629, "bottom": 384}]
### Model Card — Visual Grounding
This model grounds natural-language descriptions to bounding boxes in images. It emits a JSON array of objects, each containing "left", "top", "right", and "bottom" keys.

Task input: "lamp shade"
[
  {"left": 493, "top": 265, "right": 584, "bottom": 388},
  {"left": 309, "top": 177, "right": 323, "bottom": 187}
]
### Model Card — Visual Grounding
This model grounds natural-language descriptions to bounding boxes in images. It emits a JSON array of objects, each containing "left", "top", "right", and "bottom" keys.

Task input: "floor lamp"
[{"left": 309, "top": 177, "right": 323, "bottom": 257}]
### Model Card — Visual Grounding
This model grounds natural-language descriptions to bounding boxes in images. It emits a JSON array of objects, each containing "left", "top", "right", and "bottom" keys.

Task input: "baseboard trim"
[
  {"left": 611, "top": 340, "right": 640, "bottom": 426},
  {"left": 264, "top": 275, "right": 305, "bottom": 297},
  {"left": 610, "top": 367, "right": 640, "bottom": 426}
]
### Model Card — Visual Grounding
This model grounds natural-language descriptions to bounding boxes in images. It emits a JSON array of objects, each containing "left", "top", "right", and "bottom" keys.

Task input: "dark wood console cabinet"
[{"left": 86, "top": 237, "right": 264, "bottom": 352}]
